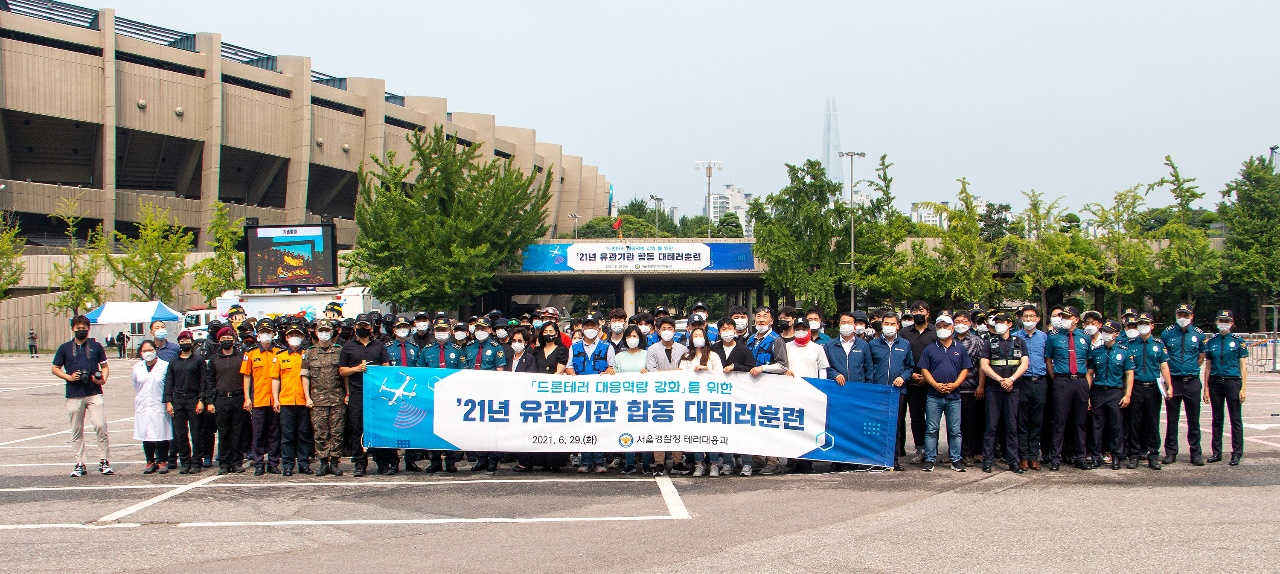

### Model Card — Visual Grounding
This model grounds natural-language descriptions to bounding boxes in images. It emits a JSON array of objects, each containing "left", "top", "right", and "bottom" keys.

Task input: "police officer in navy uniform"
[
  {"left": 978, "top": 313, "right": 1027, "bottom": 473},
  {"left": 1126, "top": 313, "right": 1173, "bottom": 470},
  {"left": 1204, "top": 310, "right": 1248, "bottom": 466},
  {"left": 1044, "top": 306, "right": 1091, "bottom": 470},
  {"left": 1086, "top": 320, "right": 1134, "bottom": 470},
  {"left": 1160, "top": 303, "right": 1207, "bottom": 466},
  {"left": 466, "top": 318, "right": 507, "bottom": 472},
  {"left": 381, "top": 316, "right": 420, "bottom": 475}
]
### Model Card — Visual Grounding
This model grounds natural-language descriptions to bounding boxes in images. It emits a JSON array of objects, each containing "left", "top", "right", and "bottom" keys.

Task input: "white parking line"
[
  {"left": 0, "top": 461, "right": 147, "bottom": 468},
  {"left": 655, "top": 475, "right": 690, "bottom": 519},
  {"left": 0, "top": 383, "right": 61, "bottom": 394},
  {"left": 177, "top": 515, "right": 685, "bottom": 528},
  {"left": 96, "top": 474, "right": 222, "bottom": 523},
  {"left": 0, "top": 418, "right": 134, "bottom": 445},
  {"left": 0, "top": 523, "right": 141, "bottom": 531}
]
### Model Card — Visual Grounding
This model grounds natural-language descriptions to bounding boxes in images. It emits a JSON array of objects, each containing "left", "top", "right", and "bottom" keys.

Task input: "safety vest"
[
  {"left": 747, "top": 331, "right": 780, "bottom": 366},
  {"left": 571, "top": 341, "right": 611, "bottom": 374}
]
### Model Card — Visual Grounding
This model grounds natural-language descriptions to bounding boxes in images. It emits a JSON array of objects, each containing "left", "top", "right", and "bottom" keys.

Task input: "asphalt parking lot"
[{"left": 2, "top": 354, "right": 1278, "bottom": 573}]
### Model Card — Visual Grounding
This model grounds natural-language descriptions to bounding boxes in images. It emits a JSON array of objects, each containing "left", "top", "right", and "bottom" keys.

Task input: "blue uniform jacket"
[
  {"left": 385, "top": 338, "right": 420, "bottom": 367},
  {"left": 463, "top": 339, "right": 507, "bottom": 371},
  {"left": 824, "top": 336, "right": 873, "bottom": 383},
  {"left": 869, "top": 336, "right": 915, "bottom": 393}
]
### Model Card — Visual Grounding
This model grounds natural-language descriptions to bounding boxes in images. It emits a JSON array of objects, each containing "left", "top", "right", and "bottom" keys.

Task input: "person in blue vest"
[
  {"left": 1159, "top": 303, "right": 1207, "bottom": 466},
  {"left": 1044, "top": 306, "right": 1092, "bottom": 471},
  {"left": 869, "top": 312, "right": 914, "bottom": 471},
  {"left": 1126, "top": 313, "right": 1173, "bottom": 470},
  {"left": 566, "top": 313, "right": 615, "bottom": 473},
  {"left": 740, "top": 306, "right": 788, "bottom": 477},
  {"left": 805, "top": 308, "right": 833, "bottom": 346},
  {"left": 689, "top": 301, "right": 719, "bottom": 344},
  {"left": 977, "top": 312, "right": 1028, "bottom": 474},
  {"left": 825, "top": 311, "right": 873, "bottom": 471},
  {"left": 1203, "top": 310, "right": 1248, "bottom": 466},
  {"left": 1086, "top": 320, "right": 1134, "bottom": 470}
]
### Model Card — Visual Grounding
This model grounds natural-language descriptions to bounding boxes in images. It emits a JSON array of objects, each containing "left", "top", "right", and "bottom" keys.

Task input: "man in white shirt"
[{"left": 785, "top": 327, "right": 829, "bottom": 379}]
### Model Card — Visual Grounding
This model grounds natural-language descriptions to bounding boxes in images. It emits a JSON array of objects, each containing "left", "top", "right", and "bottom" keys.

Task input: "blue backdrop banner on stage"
[{"left": 362, "top": 367, "right": 898, "bottom": 467}]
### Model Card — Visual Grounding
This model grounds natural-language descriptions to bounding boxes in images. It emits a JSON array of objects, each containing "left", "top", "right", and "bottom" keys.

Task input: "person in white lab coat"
[{"left": 132, "top": 340, "right": 173, "bottom": 474}]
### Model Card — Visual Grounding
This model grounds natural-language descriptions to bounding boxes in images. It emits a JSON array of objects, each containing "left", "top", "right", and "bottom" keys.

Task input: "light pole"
[
  {"left": 648, "top": 195, "right": 663, "bottom": 235},
  {"left": 695, "top": 161, "right": 723, "bottom": 238},
  {"left": 838, "top": 151, "right": 865, "bottom": 312},
  {"left": 1271, "top": 145, "right": 1278, "bottom": 166},
  {"left": 569, "top": 213, "right": 580, "bottom": 239}
]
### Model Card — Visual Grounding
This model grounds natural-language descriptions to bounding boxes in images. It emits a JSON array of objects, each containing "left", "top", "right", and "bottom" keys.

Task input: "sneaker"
[
  {"left": 595, "top": 465, "right": 607, "bottom": 474},
  {"left": 951, "top": 461, "right": 966, "bottom": 472},
  {"left": 909, "top": 453, "right": 925, "bottom": 464},
  {"left": 608, "top": 457, "right": 622, "bottom": 469},
  {"left": 709, "top": 464, "right": 720, "bottom": 477},
  {"left": 721, "top": 463, "right": 733, "bottom": 476},
  {"left": 922, "top": 461, "right": 935, "bottom": 472},
  {"left": 652, "top": 464, "right": 666, "bottom": 476},
  {"left": 622, "top": 464, "right": 637, "bottom": 474},
  {"left": 70, "top": 463, "right": 87, "bottom": 477},
  {"left": 693, "top": 463, "right": 705, "bottom": 477},
  {"left": 98, "top": 460, "right": 114, "bottom": 475},
  {"left": 570, "top": 454, "right": 581, "bottom": 467},
  {"left": 740, "top": 464, "right": 753, "bottom": 477},
  {"left": 577, "top": 466, "right": 588, "bottom": 474},
  {"left": 760, "top": 464, "right": 780, "bottom": 475}
]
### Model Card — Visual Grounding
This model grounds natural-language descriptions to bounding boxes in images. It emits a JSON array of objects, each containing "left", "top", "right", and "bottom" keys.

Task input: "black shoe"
[
  {"left": 330, "top": 459, "right": 343, "bottom": 476},
  {"left": 471, "top": 463, "right": 485, "bottom": 472},
  {"left": 1190, "top": 455, "right": 1204, "bottom": 466},
  {"left": 487, "top": 463, "right": 498, "bottom": 473},
  {"left": 893, "top": 463, "right": 905, "bottom": 472},
  {"left": 950, "top": 461, "right": 965, "bottom": 472},
  {"left": 922, "top": 461, "right": 935, "bottom": 472},
  {"left": 178, "top": 465, "right": 191, "bottom": 475},
  {"left": 424, "top": 464, "right": 442, "bottom": 474},
  {"left": 445, "top": 462, "right": 458, "bottom": 473},
  {"left": 218, "top": 467, "right": 231, "bottom": 475},
  {"left": 282, "top": 467, "right": 293, "bottom": 477},
  {"left": 1148, "top": 458, "right": 1161, "bottom": 470},
  {"left": 1126, "top": 458, "right": 1138, "bottom": 470},
  {"left": 1161, "top": 454, "right": 1175, "bottom": 465},
  {"left": 386, "top": 465, "right": 398, "bottom": 476},
  {"left": 1206, "top": 453, "right": 1222, "bottom": 463},
  {"left": 1111, "top": 458, "right": 1121, "bottom": 470},
  {"left": 982, "top": 463, "right": 992, "bottom": 473},
  {"left": 1008, "top": 463, "right": 1023, "bottom": 474},
  {"left": 512, "top": 464, "right": 531, "bottom": 472},
  {"left": 266, "top": 465, "right": 281, "bottom": 475},
  {"left": 253, "top": 466, "right": 265, "bottom": 476},
  {"left": 314, "top": 463, "right": 329, "bottom": 477},
  {"left": 297, "top": 465, "right": 313, "bottom": 475},
  {"left": 1229, "top": 454, "right": 1241, "bottom": 466},
  {"left": 1049, "top": 462, "right": 1060, "bottom": 471},
  {"left": 405, "top": 462, "right": 423, "bottom": 473},
  {"left": 353, "top": 466, "right": 366, "bottom": 478},
  {"left": 1075, "top": 460, "right": 1092, "bottom": 471}
]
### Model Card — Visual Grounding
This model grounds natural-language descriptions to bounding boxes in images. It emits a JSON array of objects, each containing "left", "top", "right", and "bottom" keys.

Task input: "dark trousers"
[
  {"left": 250, "top": 406, "right": 281, "bottom": 468},
  {"left": 905, "top": 384, "right": 927, "bottom": 453},
  {"left": 1127, "top": 383, "right": 1163, "bottom": 459},
  {"left": 197, "top": 411, "right": 216, "bottom": 461},
  {"left": 278, "top": 405, "right": 313, "bottom": 469},
  {"left": 344, "top": 400, "right": 367, "bottom": 468},
  {"left": 1089, "top": 385, "right": 1125, "bottom": 460},
  {"left": 29, "top": 344, "right": 38, "bottom": 356},
  {"left": 426, "top": 451, "right": 461, "bottom": 465},
  {"left": 1050, "top": 375, "right": 1088, "bottom": 464},
  {"left": 143, "top": 440, "right": 169, "bottom": 463},
  {"left": 960, "top": 392, "right": 985, "bottom": 458},
  {"left": 1208, "top": 376, "right": 1244, "bottom": 458},
  {"left": 405, "top": 449, "right": 428, "bottom": 465},
  {"left": 896, "top": 393, "right": 909, "bottom": 458},
  {"left": 983, "top": 385, "right": 1020, "bottom": 465},
  {"left": 238, "top": 408, "right": 252, "bottom": 455},
  {"left": 1164, "top": 375, "right": 1203, "bottom": 458},
  {"left": 1042, "top": 374, "right": 1057, "bottom": 460},
  {"left": 214, "top": 395, "right": 247, "bottom": 470},
  {"left": 170, "top": 403, "right": 201, "bottom": 466},
  {"left": 1017, "top": 377, "right": 1046, "bottom": 462}
]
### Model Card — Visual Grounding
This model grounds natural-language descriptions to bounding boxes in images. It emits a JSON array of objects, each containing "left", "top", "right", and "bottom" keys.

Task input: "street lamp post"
[
  {"left": 569, "top": 213, "right": 580, "bottom": 239},
  {"left": 695, "top": 161, "right": 723, "bottom": 238},
  {"left": 838, "top": 151, "right": 865, "bottom": 312},
  {"left": 648, "top": 195, "right": 663, "bottom": 236}
]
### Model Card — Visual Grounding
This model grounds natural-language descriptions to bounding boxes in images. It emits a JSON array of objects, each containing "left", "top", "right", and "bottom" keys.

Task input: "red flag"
[{"left": 611, "top": 217, "right": 623, "bottom": 230}]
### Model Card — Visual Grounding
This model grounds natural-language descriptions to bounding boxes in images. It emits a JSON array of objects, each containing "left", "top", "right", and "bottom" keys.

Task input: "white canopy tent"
[{"left": 84, "top": 301, "right": 183, "bottom": 357}]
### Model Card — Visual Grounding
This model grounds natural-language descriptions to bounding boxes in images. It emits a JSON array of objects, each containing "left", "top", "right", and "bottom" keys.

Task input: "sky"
[{"left": 83, "top": 0, "right": 1280, "bottom": 217}]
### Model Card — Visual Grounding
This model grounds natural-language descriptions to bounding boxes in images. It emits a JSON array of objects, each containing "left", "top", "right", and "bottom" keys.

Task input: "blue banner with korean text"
[
  {"left": 362, "top": 367, "right": 898, "bottom": 467},
  {"left": 521, "top": 242, "right": 756, "bottom": 273}
]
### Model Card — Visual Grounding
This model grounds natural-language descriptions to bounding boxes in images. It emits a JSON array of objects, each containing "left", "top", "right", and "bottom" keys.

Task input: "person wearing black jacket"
[
  {"left": 710, "top": 318, "right": 755, "bottom": 476},
  {"left": 206, "top": 327, "right": 249, "bottom": 474},
  {"left": 504, "top": 328, "right": 539, "bottom": 373},
  {"left": 900, "top": 301, "right": 937, "bottom": 463},
  {"left": 163, "top": 331, "right": 207, "bottom": 474}
]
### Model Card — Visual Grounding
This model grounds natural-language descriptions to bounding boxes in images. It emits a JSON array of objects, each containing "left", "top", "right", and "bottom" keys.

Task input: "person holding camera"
[{"left": 51, "top": 315, "right": 113, "bottom": 477}]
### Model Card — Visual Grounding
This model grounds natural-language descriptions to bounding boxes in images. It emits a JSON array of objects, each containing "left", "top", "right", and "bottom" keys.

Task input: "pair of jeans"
[{"left": 924, "top": 395, "right": 962, "bottom": 463}]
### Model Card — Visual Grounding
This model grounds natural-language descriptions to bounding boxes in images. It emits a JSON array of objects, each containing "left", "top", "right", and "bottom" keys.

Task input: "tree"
[
  {"left": 1219, "top": 156, "right": 1280, "bottom": 330},
  {"left": 846, "top": 154, "right": 913, "bottom": 309},
  {"left": 978, "top": 202, "right": 1017, "bottom": 243},
  {"left": 191, "top": 201, "right": 245, "bottom": 305},
  {"left": 0, "top": 212, "right": 25, "bottom": 298},
  {"left": 562, "top": 214, "right": 660, "bottom": 239},
  {"left": 714, "top": 211, "right": 744, "bottom": 238},
  {"left": 100, "top": 202, "right": 193, "bottom": 302},
  {"left": 618, "top": 197, "right": 679, "bottom": 236},
  {"left": 47, "top": 195, "right": 107, "bottom": 315},
  {"left": 1010, "top": 190, "right": 1108, "bottom": 315},
  {"left": 677, "top": 215, "right": 710, "bottom": 238},
  {"left": 1084, "top": 185, "right": 1156, "bottom": 316},
  {"left": 747, "top": 160, "right": 847, "bottom": 315},
  {"left": 916, "top": 178, "right": 1002, "bottom": 307},
  {"left": 343, "top": 126, "right": 552, "bottom": 311},
  {"left": 1147, "top": 156, "right": 1221, "bottom": 309}
]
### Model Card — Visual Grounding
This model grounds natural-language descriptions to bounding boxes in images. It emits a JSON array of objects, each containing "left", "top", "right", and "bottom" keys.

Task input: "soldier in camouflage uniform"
[{"left": 303, "top": 319, "right": 347, "bottom": 477}]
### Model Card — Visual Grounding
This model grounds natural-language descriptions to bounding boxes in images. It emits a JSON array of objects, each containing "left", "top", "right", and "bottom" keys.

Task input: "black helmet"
[{"left": 255, "top": 318, "right": 276, "bottom": 333}]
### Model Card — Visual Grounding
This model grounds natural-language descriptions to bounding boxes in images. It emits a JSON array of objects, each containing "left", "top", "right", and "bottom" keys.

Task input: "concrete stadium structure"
[{"left": 0, "top": 0, "right": 612, "bottom": 252}]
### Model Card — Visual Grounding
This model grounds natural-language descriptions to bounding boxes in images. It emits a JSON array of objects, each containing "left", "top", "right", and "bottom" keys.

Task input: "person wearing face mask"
[
  {"left": 303, "top": 320, "right": 347, "bottom": 477},
  {"left": 206, "top": 327, "right": 248, "bottom": 474},
  {"left": 1159, "top": 303, "right": 1207, "bottom": 466},
  {"left": 869, "top": 313, "right": 914, "bottom": 471},
  {"left": 505, "top": 328, "right": 539, "bottom": 373},
  {"left": 240, "top": 319, "right": 282, "bottom": 476},
  {"left": 409, "top": 312, "right": 434, "bottom": 349},
  {"left": 1203, "top": 310, "right": 1248, "bottom": 466},
  {"left": 1012, "top": 305, "right": 1049, "bottom": 471},
  {"left": 386, "top": 317, "right": 421, "bottom": 372},
  {"left": 1043, "top": 306, "right": 1091, "bottom": 471},
  {"left": 272, "top": 325, "right": 314, "bottom": 476},
  {"left": 1081, "top": 311, "right": 1104, "bottom": 349},
  {"left": 605, "top": 308, "right": 630, "bottom": 352},
  {"left": 968, "top": 304, "right": 991, "bottom": 339},
  {"left": 851, "top": 311, "right": 873, "bottom": 342},
  {"left": 444, "top": 323, "right": 472, "bottom": 369},
  {"left": 566, "top": 314, "right": 616, "bottom": 376},
  {"left": 708, "top": 318, "right": 755, "bottom": 476},
  {"left": 132, "top": 340, "right": 173, "bottom": 475},
  {"left": 900, "top": 301, "right": 936, "bottom": 465},
  {"left": 746, "top": 307, "right": 789, "bottom": 376},
  {"left": 493, "top": 318, "right": 513, "bottom": 347},
  {"left": 632, "top": 312, "right": 657, "bottom": 346},
  {"left": 690, "top": 301, "right": 720, "bottom": 343},
  {"left": 163, "top": 331, "right": 207, "bottom": 474},
  {"left": 338, "top": 314, "right": 391, "bottom": 477},
  {"left": 780, "top": 312, "right": 830, "bottom": 476},
  {"left": 1125, "top": 313, "right": 1173, "bottom": 470},
  {"left": 804, "top": 308, "right": 832, "bottom": 346},
  {"left": 1085, "top": 320, "right": 1134, "bottom": 471},
  {"left": 644, "top": 317, "right": 689, "bottom": 476},
  {"left": 951, "top": 311, "right": 986, "bottom": 467},
  {"left": 917, "top": 315, "right": 971, "bottom": 472},
  {"left": 150, "top": 320, "right": 181, "bottom": 363},
  {"left": 825, "top": 312, "right": 872, "bottom": 388},
  {"left": 680, "top": 326, "right": 723, "bottom": 477},
  {"left": 466, "top": 318, "right": 508, "bottom": 474},
  {"left": 728, "top": 305, "right": 751, "bottom": 345},
  {"left": 56, "top": 316, "right": 113, "bottom": 476},
  {"left": 978, "top": 313, "right": 1028, "bottom": 474}
]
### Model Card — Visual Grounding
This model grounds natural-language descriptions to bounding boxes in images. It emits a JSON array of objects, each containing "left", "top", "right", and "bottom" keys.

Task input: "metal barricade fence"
[{"left": 1237, "top": 333, "right": 1278, "bottom": 373}]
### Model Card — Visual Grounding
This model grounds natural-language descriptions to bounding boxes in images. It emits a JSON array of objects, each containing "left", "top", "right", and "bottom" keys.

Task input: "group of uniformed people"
[{"left": 61, "top": 297, "right": 1252, "bottom": 479}]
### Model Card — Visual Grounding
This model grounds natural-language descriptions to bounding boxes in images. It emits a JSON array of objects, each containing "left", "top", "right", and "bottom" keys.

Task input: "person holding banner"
[
  {"left": 647, "top": 317, "right": 689, "bottom": 475},
  {"left": 338, "top": 314, "right": 390, "bottom": 477},
  {"left": 868, "top": 313, "right": 914, "bottom": 471},
  {"left": 711, "top": 317, "right": 754, "bottom": 476},
  {"left": 569, "top": 313, "right": 617, "bottom": 473},
  {"left": 504, "top": 328, "right": 539, "bottom": 373},
  {"left": 467, "top": 317, "right": 507, "bottom": 473},
  {"left": 682, "top": 325, "right": 724, "bottom": 477}
]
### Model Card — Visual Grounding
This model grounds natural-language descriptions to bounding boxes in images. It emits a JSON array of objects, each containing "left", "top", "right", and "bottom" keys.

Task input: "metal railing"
[
  {"left": 311, "top": 70, "right": 346, "bottom": 90},
  {"left": 1236, "top": 333, "right": 1279, "bottom": 373},
  {"left": 114, "top": 16, "right": 194, "bottom": 51},
  {"left": 221, "top": 42, "right": 278, "bottom": 72},
  {"left": 2, "top": 0, "right": 98, "bottom": 29}
]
